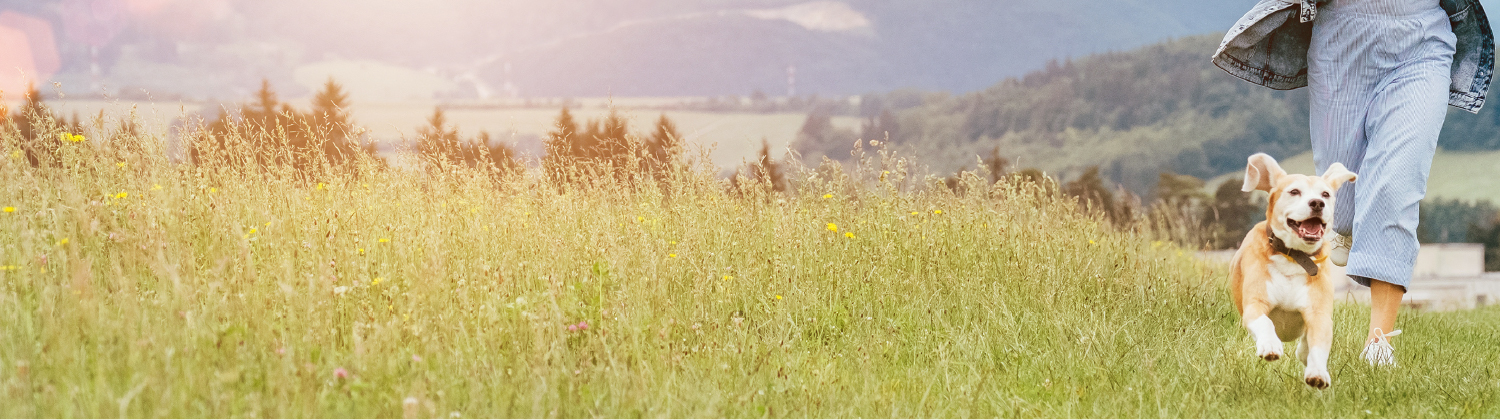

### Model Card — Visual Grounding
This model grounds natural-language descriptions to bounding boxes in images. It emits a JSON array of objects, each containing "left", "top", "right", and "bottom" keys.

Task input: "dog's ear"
[
  {"left": 1322, "top": 162, "right": 1357, "bottom": 190},
  {"left": 1241, "top": 153, "right": 1285, "bottom": 192}
]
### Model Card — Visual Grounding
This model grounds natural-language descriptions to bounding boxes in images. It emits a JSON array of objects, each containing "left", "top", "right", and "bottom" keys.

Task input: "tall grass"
[{"left": 1, "top": 113, "right": 1497, "bottom": 418}]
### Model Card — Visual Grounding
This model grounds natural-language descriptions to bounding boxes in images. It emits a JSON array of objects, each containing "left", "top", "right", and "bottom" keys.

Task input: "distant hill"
[{"left": 882, "top": 34, "right": 1500, "bottom": 198}]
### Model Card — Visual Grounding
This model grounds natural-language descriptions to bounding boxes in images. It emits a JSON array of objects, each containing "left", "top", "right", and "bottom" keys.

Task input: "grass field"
[{"left": 2, "top": 116, "right": 1500, "bottom": 418}]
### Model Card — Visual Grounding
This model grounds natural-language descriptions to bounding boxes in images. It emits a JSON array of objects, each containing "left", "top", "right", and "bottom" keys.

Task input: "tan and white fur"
[{"left": 1229, "top": 153, "right": 1356, "bottom": 389}]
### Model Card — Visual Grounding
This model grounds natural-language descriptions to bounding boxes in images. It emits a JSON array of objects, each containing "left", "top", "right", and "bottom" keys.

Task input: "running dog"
[{"left": 1229, "top": 153, "right": 1356, "bottom": 389}]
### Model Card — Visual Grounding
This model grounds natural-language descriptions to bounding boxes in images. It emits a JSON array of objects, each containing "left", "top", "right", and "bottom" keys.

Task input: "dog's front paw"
[
  {"left": 1303, "top": 367, "right": 1331, "bottom": 389},
  {"left": 1256, "top": 339, "right": 1284, "bottom": 361}
]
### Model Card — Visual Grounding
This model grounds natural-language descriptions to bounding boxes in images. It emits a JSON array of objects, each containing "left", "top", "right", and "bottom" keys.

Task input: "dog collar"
[{"left": 1266, "top": 223, "right": 1324, "bottom": 276}]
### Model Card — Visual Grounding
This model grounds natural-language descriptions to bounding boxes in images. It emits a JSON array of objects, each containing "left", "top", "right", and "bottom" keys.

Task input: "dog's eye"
[
  {"left": 1321, "top": 191, "right": 1330, "bottom": 198},
  {"left": 1289, "top": 189, "right": 1300, "bottom": 196}
]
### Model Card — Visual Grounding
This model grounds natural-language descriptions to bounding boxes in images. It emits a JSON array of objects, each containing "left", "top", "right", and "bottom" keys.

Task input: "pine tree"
[
  {"left": 416, "top": 107, "right": 462, "bottom": 165},
  {"left": 543, "top": 107, "right": 581, "bottom": 183},
  {"left": 311, "top": 77, "right": 352, "bottom": 141},
  {"left": 647, "top": 113, "right": 684, "bottom": 176}
]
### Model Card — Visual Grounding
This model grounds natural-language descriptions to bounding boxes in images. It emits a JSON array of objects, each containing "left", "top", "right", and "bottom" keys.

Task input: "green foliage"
[
  {"left": 791, "top": 106, "right": 859, "bottom": 166},
  {"left": 192, "top": 79, "right": 379, "bottom": 176},
  {"left": 731, "top": 139, "right": 788, "bottom": 195},
  {"left": 542, "top": 108, "right": 687, "bottom": 187},
  {"left": 1419, "top": 198, "right": 1500, "bottom": 244},
  {"left": 413, "top": 107, "right": 520, "bottom": 176},
  {"left": 894, "top": 35, "right": 1316, "bottom": 196}
]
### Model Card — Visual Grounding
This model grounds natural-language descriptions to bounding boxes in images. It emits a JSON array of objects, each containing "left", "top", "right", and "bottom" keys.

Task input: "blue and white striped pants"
[{"left": 1308, "top": 0, "right": 1455, "bottom": 290}]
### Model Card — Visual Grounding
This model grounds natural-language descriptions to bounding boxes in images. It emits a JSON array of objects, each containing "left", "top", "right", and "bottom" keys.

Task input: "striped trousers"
[{"left": 1308, "top": 0, "right": 1455, "bottom": 289}]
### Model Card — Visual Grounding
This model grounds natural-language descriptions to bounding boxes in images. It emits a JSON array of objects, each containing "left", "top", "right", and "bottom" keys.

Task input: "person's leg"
[
  {"left": 1368, "top": 279, "right": 1405, "bottom": 340},
  {"left": 1347, "top": 8, "right": 1455, "bottom": 346}
]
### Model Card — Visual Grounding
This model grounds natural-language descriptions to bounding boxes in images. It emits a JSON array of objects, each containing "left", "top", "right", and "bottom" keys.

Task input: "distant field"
[
  {"left": 1208, "top": 149, "right": 1500, "bottom": 204},
  {"left": 22, "top": 99, "right": 864, "bottom": 170}
]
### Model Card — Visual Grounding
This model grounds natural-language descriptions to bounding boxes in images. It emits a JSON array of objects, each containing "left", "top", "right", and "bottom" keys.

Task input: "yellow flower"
[
  {"left": 826, "top": 223, "right": 837, "bottom": 232},
  {"left": 910, "top": 211, "right": 919, "bottom": 216},
  {"left": 316, "top": 183, "right": 325, "bottom": 191},
  {"left": 823, "top": 194, "right": 833, "bottom": 199},
  {"left": 636, "top": 216, "right": 644, "bottom": 223},
  {"left": 669, "top": 254, "right": 677, "bottom": 258},
  {"left": 152, "top": 184, "right": 162, "bottom": 190},
  {"left": 379, "top": 238, "right": 390, "bottom": 243},
  {"left": 845, "top": 232, "right": 856, "bottom": 239},
  {"left": 59, "top": 133, "right": 84, "bottom": 143},
  {"left": 358, "top": 248, "right": 365, "bottom": 255},
  {"left": 2, "top": 207, "right": 13, "bottom": 213},
  {"left": 249, "top": 228, "right": 257, "bottom": 235},
  {"left": 209, "top": 188, "right": 217, "bottom": 194},
  {"left": 372, "top": 277, "right": 383, "bottom": 286},
  {"left": 723, "top": 275, "right": 734, "bottom": 281},
  {"left": 114, "top": 192, "right": 127, "bottom": 199},
  {"left": 670, "top": 241, "right": 677, "bottom": 245},
  {"left": 116, "top": 162, "right": 126, "bottom": 168},
  {"left": 58, "top": 238, "right": 69, "bottom": 246},
  {"left": 933, "top": 210, "right": 943, "bottom": 215},
  {"left": 1088, "top": 240, "right": 1096, "bottom": 245},
  {"left": 8, "top": 150, "right": 18, "bottom": 159},
  {"left": 775, "top": 295, "right": 783, "bottom": 300}
]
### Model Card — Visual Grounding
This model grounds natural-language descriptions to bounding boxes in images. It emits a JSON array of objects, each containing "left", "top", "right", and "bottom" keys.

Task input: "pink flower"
[
  {"left": 334, "top": 367, "right": 349, "bottom": 380},
  {"left": 275, "top": 347, "right": 286, "bottom": 356},
  {"left": 578, "top": 321, "right": 588, "bottom": 330},
  {"left": 412, "top": 354, "right": 423, "bottom": 363},
  {"left": 568, "top": 324, "right": 578, "bottom": 332}
]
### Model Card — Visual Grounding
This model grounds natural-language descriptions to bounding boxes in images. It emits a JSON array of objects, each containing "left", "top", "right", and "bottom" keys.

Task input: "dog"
[{"left": 1229, "top": 153, "right": 1356, "bottom": 389}]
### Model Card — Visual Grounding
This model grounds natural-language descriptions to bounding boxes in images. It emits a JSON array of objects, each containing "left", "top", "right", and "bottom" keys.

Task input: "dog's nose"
[{"left": 1309, "top": 199, "right": 1325, "bottom": 211}]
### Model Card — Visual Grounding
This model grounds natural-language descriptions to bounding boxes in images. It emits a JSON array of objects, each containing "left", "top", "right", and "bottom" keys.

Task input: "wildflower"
[
  {"left": 116, "top": 162, "right": 126, "bottom": 168},
  {"left": 568, "top": 324, "right": 578, "bottom": 332},
  {"left": 578, "top": 321, "right": 588, "bottom": 330},
  {"left": 151, "top": 184, "right": 162, "bottom": 190},
  {"left": 275, "top": 347, "right": 286, "bottom": 356},
  {"left": 3, "top": 207, "right": 13, "bottom": 213},
  {"left": 827, "top": 223, "right": 838, "bottom": 232},
  {"left": 209, "top": 188, "right": 217, "bottom": 194},
  {"left": 8, "top": 150, "right": 18, "bottom": 159},
  {"left": 934, "top": 210, "right": 943, "bottom": 215},
  {"left": 723, "top": 275, "right": 733, "bottom": 281},
  {"left": 910, "top": 211, "right": 919, "bottom": 216},
  {"left": 59, "top": 133, "right": 84, "bottom": 143},
  {"left": 845, "top": 232, "right": 856, "bottom": 239},
  {"left": 669, "top": 254, "right": 677, "bottom": 258},
  {"left": 379, "top": 238, "right": 390, "bottom": 243},
  {"left": 114, "top": 192, "right": 127, "bottom": 199},
  {"left": 358, "top": 248, "right": 365, "bottom": 255},
  {"left": 57, "top": 238, "right": 68, "bottom": 246},
  {"left": 823, "top": 194, "right": 833, "bottom": 199},
  {"left": 775, "top": 295, "right": 783, "bottom": 300},
  {"left": 249, "top": 228, "right": 257, "bottom": 235},
  {"left": 333, "top": 367, "right": 349, "bottom": 380},
  {"left": 316, "top": 183, "right": 325, "bottom": 191},
  {"left": 371, "top": 277, "right": 383, "bottom": 286},
  {"left": 670, "top": 241, "right": 677, "bottom": 245},
  {"left": 411, "top": 354, "right": 422, "bottom": 362},
  {"left": 636, "top": 216, "right": 644, "bottom": 223},
  {"left": 1088, "top": 240, "right": 1096, "bottom": 245}
]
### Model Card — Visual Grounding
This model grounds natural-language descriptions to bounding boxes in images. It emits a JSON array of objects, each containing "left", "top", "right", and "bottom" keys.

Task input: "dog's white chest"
[{"left": 1265, "top": 255, "right": 1311, "bottom": 310}]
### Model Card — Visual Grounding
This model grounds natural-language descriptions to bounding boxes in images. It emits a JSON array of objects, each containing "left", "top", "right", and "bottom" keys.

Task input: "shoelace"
[{"left": 1361, "top": 328, "right": 1402, "bottom": 366}]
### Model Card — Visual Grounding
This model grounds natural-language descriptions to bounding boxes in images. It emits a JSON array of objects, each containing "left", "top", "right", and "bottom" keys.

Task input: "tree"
[
  {"left": 1206, "top": 178, "right": 1260, "bottom": 248},
  {"left": 194, "top": 79, "right": 377, "bottom": 173},
  {"left": 646, "top": 113, "right": 685, "bottom": 177},
  {"left": 982, "top": 146, "right": 1010, "bottom": 184},
  {"left": 1063, "top": 166, "right": 1117, "bottom": 222}
]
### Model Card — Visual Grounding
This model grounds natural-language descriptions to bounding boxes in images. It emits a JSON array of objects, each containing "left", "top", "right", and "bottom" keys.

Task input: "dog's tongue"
[{"left": 1298, "top": 218, "right": 1325, "bottom": 238}]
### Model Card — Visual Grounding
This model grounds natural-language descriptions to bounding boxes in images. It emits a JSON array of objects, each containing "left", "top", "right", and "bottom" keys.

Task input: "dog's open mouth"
[{"left": 1287, "top": 217, "right": 1326, "bottom": 242}]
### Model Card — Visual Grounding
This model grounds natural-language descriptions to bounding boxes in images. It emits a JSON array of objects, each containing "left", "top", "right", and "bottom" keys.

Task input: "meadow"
[{"left": 1, "top": 114, "right": 1498, "bottom": 418}]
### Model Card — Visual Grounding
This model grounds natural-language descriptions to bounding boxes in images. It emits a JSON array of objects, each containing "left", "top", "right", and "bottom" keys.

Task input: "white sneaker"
[
  {"left": 1330, "top": 232, "right": 1351, "bottom": 267},
  {"left": 1361, "top": 329, "right": 1401, "bottom": 367}
]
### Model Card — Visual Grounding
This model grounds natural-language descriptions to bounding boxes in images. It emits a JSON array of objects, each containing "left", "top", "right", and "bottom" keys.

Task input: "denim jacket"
[{"left": 1212, "top": 0, "right": 1494, "bottom": 113}]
